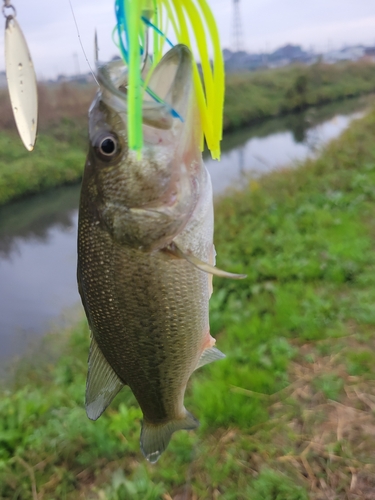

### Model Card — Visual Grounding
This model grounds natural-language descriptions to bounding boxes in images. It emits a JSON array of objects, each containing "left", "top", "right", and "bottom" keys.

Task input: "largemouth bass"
[{"left": 77, "top": 44, "right": 244, "bottom": 463}]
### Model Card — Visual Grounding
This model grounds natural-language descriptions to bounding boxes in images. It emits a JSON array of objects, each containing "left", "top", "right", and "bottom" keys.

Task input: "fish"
[{"left": 77, "top": 43, "right": 245, "bottom": 463}]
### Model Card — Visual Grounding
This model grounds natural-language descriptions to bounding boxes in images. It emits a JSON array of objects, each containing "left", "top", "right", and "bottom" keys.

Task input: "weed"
[
  {"left": 312, "top": 373, "right": 344, "bottom": 401},
  {"left": 97, "top": 467, "right": 165, "bottom": 500},
  {"left": 249, "top": 468, "right": 309, "bottom": 500}
]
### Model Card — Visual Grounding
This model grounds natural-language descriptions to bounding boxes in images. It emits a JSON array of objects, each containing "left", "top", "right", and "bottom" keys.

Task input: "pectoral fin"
[
  {"left": 195, "top": 346, "right": 226, "bottom": 370},
  {"left": 166, "top": 243, "right": 247, "bottom": 279},
  {"left": 86, "top": 336, "right": 125, "bottom": 421}
]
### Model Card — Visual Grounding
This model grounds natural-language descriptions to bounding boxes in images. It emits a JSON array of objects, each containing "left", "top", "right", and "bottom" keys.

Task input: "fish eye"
[
  {"left": 100, "top": 137, "right": 116, "bottom": 155},
  {"left": 94, "top": 133, "right": 120, "bottom": 161}
]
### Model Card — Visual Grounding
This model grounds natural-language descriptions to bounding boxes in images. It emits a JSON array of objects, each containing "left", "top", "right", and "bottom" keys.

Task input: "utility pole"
[{"left": 233, "top": 0, "right": 243, "bottom": 52}]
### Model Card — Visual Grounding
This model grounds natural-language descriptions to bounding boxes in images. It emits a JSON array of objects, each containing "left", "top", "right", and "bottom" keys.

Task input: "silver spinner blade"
[{"left": 5, "top": 15, "right": 38, "bottom": 151}]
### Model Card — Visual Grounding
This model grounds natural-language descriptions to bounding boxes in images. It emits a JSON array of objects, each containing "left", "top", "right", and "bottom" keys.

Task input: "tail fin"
[{"left": 140, "top": 411, "right": 199, "bottom": 463}]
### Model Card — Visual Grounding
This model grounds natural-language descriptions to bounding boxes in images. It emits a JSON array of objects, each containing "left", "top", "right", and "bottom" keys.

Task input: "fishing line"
[{"left": 68, "top": 0, "right": 99, "bottom": 87}]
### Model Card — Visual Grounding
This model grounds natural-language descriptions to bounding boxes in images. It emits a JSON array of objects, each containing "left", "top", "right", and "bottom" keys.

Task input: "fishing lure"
[
  {"left": 3, "top": 0, "right": 38, "bottom": 151},
  {"left": 114, "top": 0, "right": 224, "bottom": 160}
]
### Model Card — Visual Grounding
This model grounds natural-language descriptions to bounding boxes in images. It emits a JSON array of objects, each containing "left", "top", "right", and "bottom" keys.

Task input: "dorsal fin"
[{"left": 85, "top": 336, "right": 125, "bottom": 421}]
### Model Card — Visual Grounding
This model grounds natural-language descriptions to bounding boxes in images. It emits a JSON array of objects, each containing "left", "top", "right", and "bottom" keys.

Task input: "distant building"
[
  {"left": 363, "top": 47, "right": 375, "bottom": 63},
  {"left": 323, "top": 46, "right": 365, "bottom": 64},
  {"left": 223, "top": 44, "right": 314, "bottom": 73},
  {"left": 54, "top": 73, "right": 95, "bottom": 84},
  {"left": 223, "top": 49, "right": 265, "bottom": 72}
]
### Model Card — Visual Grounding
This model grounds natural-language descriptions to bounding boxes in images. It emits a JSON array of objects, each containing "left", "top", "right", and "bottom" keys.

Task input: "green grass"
[
  {"left": 0, "top": 119, "right": 87, "bottom": 205},
  {"left": 3, "top": 104, "right": 375, "bottom": 498}
]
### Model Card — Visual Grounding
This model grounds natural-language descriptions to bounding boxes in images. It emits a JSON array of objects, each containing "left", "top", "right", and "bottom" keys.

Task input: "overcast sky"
[{"left": 1, "top": 0, "right": 375, "bottom": 79}]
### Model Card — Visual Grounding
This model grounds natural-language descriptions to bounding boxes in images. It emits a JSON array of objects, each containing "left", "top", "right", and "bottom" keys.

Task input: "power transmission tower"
[{"left": 233, "top": 0, "right": 243, "bottom": 52}]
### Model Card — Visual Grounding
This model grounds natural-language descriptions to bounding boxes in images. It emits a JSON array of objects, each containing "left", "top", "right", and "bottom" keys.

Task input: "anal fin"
[
  {"left": 86, "top": 336, "right": 125, "bottom": 421},
  {"left": 195, "top": 346, "right": 226, "bottom": 370},
  {"left": 166, "top": 243, "right": 247, "bottom": 279}
]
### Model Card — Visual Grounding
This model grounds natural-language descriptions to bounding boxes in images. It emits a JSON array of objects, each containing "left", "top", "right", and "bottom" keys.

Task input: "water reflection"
[
  {"left": 0, "top": 184, "right": 80, "bottom": 258},
  {"left": 0, "top": 95, "right": 373, "bottom": 366},
  {"left": 0, "top": 185, "right": 81, "bottom": 365}
]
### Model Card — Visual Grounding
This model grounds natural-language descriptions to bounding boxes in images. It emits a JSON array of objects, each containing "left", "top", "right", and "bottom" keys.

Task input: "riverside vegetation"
[
  {"left": 2, "top": 60, "right": 375, "bottom": 205},
  {"left": 2, "top": 88, "right": 375, "bottom": 497}
]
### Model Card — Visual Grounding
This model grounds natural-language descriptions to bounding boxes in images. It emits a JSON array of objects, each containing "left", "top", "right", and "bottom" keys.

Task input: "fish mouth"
[
  {"left": 89, "top": 44, "right": 200, "bottom": 248},
  {"left": 96, "top": 44, "right": 194, "bottom": 131}
]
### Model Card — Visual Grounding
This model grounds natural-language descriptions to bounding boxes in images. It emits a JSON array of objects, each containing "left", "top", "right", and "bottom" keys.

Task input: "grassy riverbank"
[
  {"left": 0, "top": 84, "right": 94, "bottom": 206},
  {"left": 224, "top": 60, "right": 375, "bottom": 130},
  {"left": 1, "top": 61, "right": 375, "bottom": 206},
  {"left": 2, "top": 104, "right": 375, "bottom": 499}
]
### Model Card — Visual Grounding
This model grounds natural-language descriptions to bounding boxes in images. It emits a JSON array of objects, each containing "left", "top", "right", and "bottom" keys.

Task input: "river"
[{"left": 0, "top": 95, "right": 372, "bottom": 370}]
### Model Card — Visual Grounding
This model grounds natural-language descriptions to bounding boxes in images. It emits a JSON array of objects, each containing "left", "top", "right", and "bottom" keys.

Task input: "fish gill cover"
[{"left": 114, "top": 0, "right": 224, "bottom": 159}]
